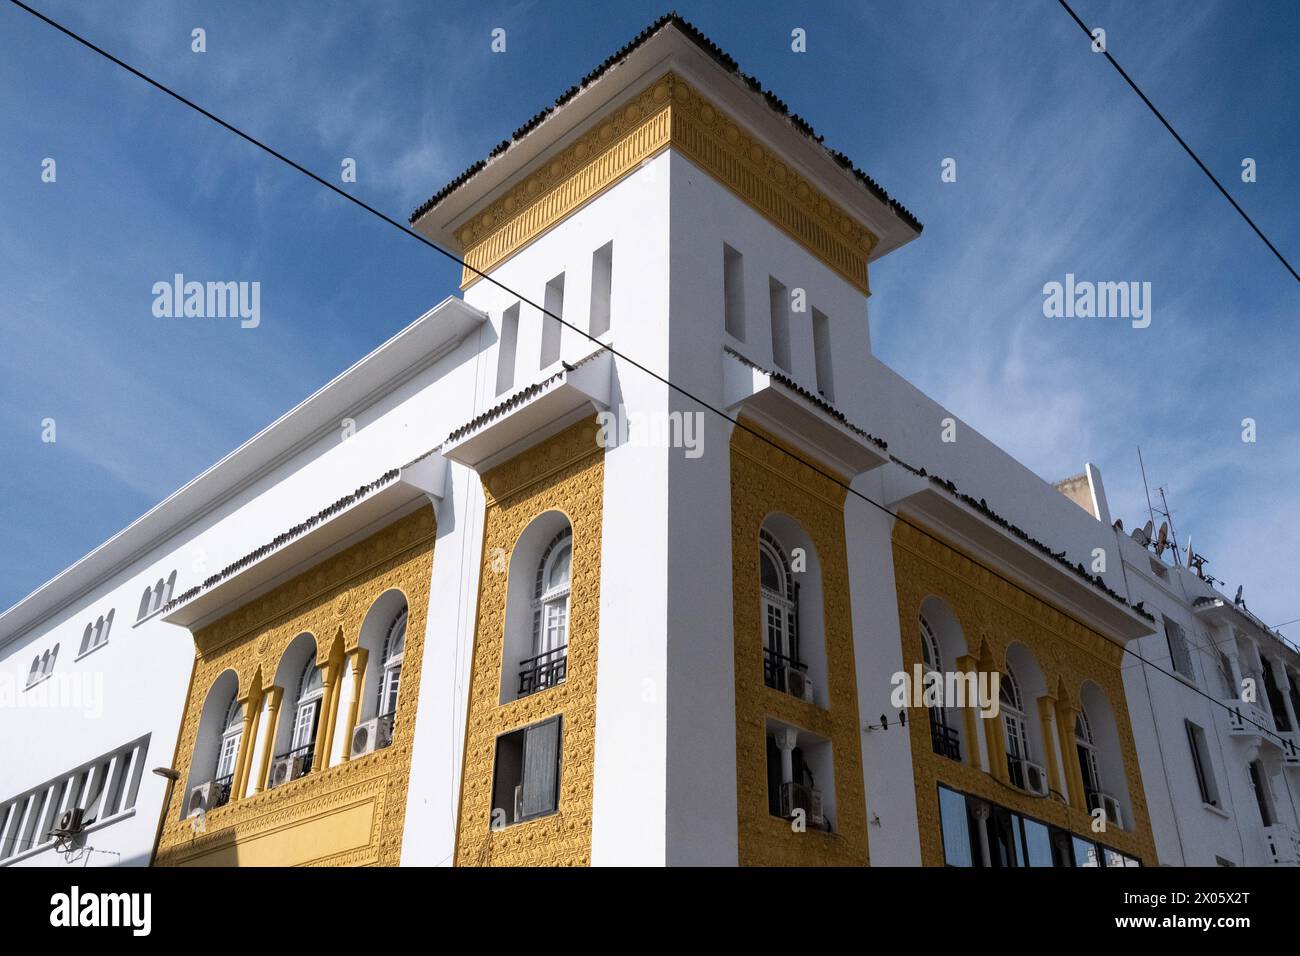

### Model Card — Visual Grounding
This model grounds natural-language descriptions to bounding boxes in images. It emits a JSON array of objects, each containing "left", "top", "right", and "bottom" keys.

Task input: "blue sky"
[{"left": 1, "top": 1, "right": 1297, "bottom": 633}]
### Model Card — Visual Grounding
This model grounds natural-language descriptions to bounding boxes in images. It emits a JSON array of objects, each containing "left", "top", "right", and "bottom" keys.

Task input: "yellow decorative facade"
[
  {"left": 730, "top": 420, "right": 869, "bottom": 866},
  {"left": 455, "top": 73, "right": 877, "bottom": 294},
  {"left": 892, "top": 520, "right": 1158, "bottom": 866},
  {"left": 156, "top": 506, "right": 434, "bottom": 867},
  {"left": 454, "top": 418, "right": 605, "bottom": 866}
]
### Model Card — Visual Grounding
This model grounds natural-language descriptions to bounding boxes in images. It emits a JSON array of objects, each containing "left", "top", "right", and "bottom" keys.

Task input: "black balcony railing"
[
  {"left": 211, "top": 774, "right": 233, "bottom": 809},
  {"left": 1006, "top": 752, "right": 1026, "bottom": 790},
  {"left": 375, "top": 710, "right": 396, "bottom": 750},
  {"left": 929, "top": 716, "right": 961, "bottom": 761},
  {"left": 518, "top": 645, "right": 567, "bottom": 697},
  {"left": 271, "top": 744, "right": 314, "bottom": 786},
  {"left": 763, "top": 647, "right": 807, "bottom": 693}
]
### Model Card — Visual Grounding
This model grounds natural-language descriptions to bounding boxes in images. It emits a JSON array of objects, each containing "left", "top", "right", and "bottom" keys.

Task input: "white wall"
[
  {"left": 0, "top": 300, "right": 488, "bottom": 867},
  {"left": 1115, "top": 529, "right": 1300, "bottom": 866}
]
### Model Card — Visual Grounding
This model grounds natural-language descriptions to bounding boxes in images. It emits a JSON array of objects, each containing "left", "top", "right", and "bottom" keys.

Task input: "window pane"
[
  {"left": 760, "top": 551, "right": 779, "bottom": 592},
  {"left": 1022, "top": 818, "right": 1054, "bottom": 867},
  {"left": 520, "top": 717, "right": 561, "bottom": 819},
  {"left": 938, "top": 787, "right": 972, "bottom": 867},
  {"left": 1103, "top": 847, "right": 1125, "bottom": 868},
  {"left": 1073, "top": 836, "right": 1100, "bottom": 867}
]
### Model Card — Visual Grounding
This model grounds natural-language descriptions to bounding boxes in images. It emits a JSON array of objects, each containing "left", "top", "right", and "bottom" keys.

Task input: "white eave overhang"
[
  {"left": 0, "top": 295, "right": 486, "bottom": 648},
  {"left": 162, "top": 455, "right": 447, "bottom": 630},
  {"left": 1194, "top": 598, "right": 1300, "bottom": 659},
  {"left": 723, "top": 350, "right": 888, "bottom": 478},
  {"left": 884, "top": 467, "right": 1154, "bottom": 643},
  {"left": 441, "top": 350, "right": 612, "bottom": 471}
]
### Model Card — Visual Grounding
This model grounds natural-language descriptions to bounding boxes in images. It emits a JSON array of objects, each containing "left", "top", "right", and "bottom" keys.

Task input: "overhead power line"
[{"left": 7, "top": 0, "right": 1291, "bottom": 743}]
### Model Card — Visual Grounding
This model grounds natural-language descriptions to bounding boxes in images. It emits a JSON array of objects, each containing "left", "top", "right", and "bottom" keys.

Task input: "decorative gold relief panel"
[
  {"left": 731, "top": 420, "right": 868, "bottom": 866},
  {"left": 892, "top": 520, "right": 1158, "bottom": 866},
  {"left": 155, "top": 506, "right": 435, "bottom": 867},
  {"left": 456, "top": 73, "right": 876, "bottom": 294},
  {"left": 455, "top": 419, "right": 604, "bottom": 866}
]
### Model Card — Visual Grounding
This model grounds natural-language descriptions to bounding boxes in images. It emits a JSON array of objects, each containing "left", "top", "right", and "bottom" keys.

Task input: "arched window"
[
  {"left": 1075, "top": 710, "right": 1101, "bottom": 797},
  {"left": 760, "top": 529, "right": 801, "bottom": 693},
  {"left": 920, "top": 616, "right": 941, "bottom": 673},
  {"left": 921, "top": 614, "right": 959, "bottom": 760},
  {"left": 505, "top": 515, "right": 574, "bottom": 701},
  {"left": 184, "top": 670, "right": 241, "bottom": 813},
  {"left": 292, "top": 659, "right": 325, "bottom": 754},
  {"left": 525, "top": 528, "right": 572, "bottom": 691},
  {"left": 1001, "top": 667, "right": 1032, "bottom": 788},
  {"left": 138, "top": 587, "right": 153, "bottom": 621},
  {"left": 27, "top": 655, "right": 41, "bottom": 686},
  {"left": 378, "top": 608, "right": 407, "bottom": 718},
  {"left": 80, "top": 623, "right": 94, "bottom": 655},
  {"left": 215, "top": 695, "right": 243, "bottom": 803}
]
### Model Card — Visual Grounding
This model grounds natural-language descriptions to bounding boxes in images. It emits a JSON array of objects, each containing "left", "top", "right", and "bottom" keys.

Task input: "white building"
[
  {"left": 1105, "top": 501, "right": 1300, "bottom": 865},
  {"left": 1, "top": 14, "right": 1290, "bottom": 868}
]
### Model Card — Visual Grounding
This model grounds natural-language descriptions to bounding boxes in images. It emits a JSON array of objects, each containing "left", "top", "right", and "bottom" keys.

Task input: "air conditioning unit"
[
  {"left": 186, "top": 780, "right": 218, "bottom": 816},
  {"left": 1023, "top": 761, "right": 1049, "bottom": 796},
  {"left": 778, "top": 780, "right": 824, "bottom": 827},
  {"left": 269, "top": 754, "right": 306, "bottom": 789},
  {"left": 52, "top": 807, "right": 85, "bottom": 837},
  {"left": 351, "top": 718, "right": 381, "bottom": 758},
  {"left": 784, "top": 666, "right": 815, "bottom": 704},
  {"left": 1089, "top": 790, "right": 1124, "bottom": 829}
]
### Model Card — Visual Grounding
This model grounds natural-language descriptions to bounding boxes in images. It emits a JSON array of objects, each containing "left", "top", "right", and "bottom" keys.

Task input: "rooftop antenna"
[
  {"left": 1154, "top": 486, "right": 1182, "bottom": 566},
  {"left": 1137, "top": 446, "right": 1157, "bottom": 531}
]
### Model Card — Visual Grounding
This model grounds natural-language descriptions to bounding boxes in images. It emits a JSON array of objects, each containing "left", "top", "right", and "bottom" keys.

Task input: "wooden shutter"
[{"left": 520, "top": 716, "right": 561, "bottom": 819}]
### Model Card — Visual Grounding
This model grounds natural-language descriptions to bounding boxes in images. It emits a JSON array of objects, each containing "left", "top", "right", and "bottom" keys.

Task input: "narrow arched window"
[
  {"left": 138, "top": 587, "right": 153, "bottom": 621},
  {"left": 759, "top": 531, "right": 797, "bottom": 659},
  {"left": 1075, "top": 710, "right": 1100, "bottom": 796},
  {"left": 292, "top": 659, "right": 325, "bottom": 754},
  {"left": 759, "top": 530, "right": 801, "bottom": 693},
  {"left": 921, "top": 614, "right": 958, "bottom": 760},
  {"left": 528, "top": 528, "right": 572, "bottom": 692},
  {"left": 378, "top": 609, "right": 407, "bottom": 718},
  {"left": 216, "top": 696, "right": 243, "bottom": 779},
  {"left": 28, "top": 656, "right": 41, "bottom": 686},
  {"left": 1001, "top": 667, "right": 1032, "bottom": 788}
]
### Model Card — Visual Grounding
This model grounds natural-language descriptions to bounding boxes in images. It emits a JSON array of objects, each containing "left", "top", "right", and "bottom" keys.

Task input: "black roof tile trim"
[
  {"left": 890, "top": 456, "right": 1155, "bottom": 622},
  {"left": 162, "top": 470, "right": 402, "bottom": 615},
  {"left": 724, "top": 346, "right": 887, "bottom": 451},
  {"left": 442, "top": 350, "right": 606, "bottom": 448},
  {"left": 409, "top": 12, "right": 922, "bottom": 234},
  {"left": 443, "top": 370, "right": 568, "bottom": 445}
]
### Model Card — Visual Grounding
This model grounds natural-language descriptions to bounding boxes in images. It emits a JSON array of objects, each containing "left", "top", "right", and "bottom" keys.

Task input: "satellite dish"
[
  {"left": 1131, "top": 526, "right": 1151, "bottom": 547},
  {"left": 1234, "top": 585, "right": 1244, "bottom": 606},
  {"left": 1154, "top": 522, "right": 1169, "bottom": 556}
]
